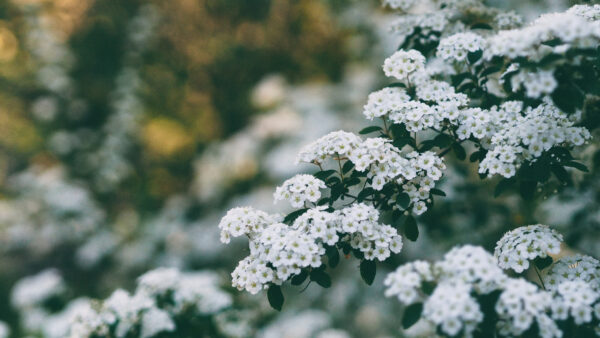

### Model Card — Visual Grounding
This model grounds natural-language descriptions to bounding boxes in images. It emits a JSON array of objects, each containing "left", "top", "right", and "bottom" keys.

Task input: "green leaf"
[
  {"left": 310, "top": 269, "right": 332, "bottom": 288},
  {"left": 314, "top": 170, "right": 336, "bottom": 180},
  {"left": 326, "top": 246, "right": 340, "bottom": 269},
  {"left": 494, "top": 178, "right": 515, "bottom": 197},
  {"left": 359, "top": 126, "right": 383, "bottom": 135},
  {"left": 534, "top": 256, "right": 553, "bottom": 270},
  {"left": 404, "top": 216, "right": 419, "bottom": 241},
  {"left": 326, "top": 176, "right": 342, "bottom": 186},
  {"left": 342, "top": 161, "right": 355, "bottom": 174},
  {"left": 283, "top": 208, "right": 309, "bottom": 224},
  {"left": 267, "top": 285, "right": 284, "bottom": 311},
  {"left": 452, "top": 143, "right": 466, "bottom": 160},
  {"left": 402, "top": 303, "right": 423, "bottom": 329},
  {"left": 344, "top": 177, "right": 361, "bottom": 187},
  {"left": 480, "top": 66, "right": 501, "bottom": 77},
  {"left": 387, "top": 82, "right": 407, "bottom": 88},
  {"left": 467, "top": 50, "right": 483, "bottom": 64},
  {"left": 519, "top": 180, "right": 537, "bottom": 200},
  {"left": 357, "top": 187, "right": 375, "bottom": 202},
  {"left": 429, "top": 188, "right": 446, "bottom": 197},
  {"left": 419, "top": 140, "right": 436, "bottom": 152},
  {"left": 396, "top": 193, "right": 411, "bottom": 209},
  {"left": 433, "top": 133, "right": 453, "bottom": 148},
  {"left": 291, "top": 270, "right": 309, "bottom": 285},
  {"left": 470, "top": 23, "right": 493, "bottom": 30},
  {"left": 563, "top": 161, "right": 588, "bottom": 172},
  {"left": 551, "top": 165, "right": 572, "bottom": 185},
  {"left": 360, "top": 260, "right": 377, "bottom": 285}
]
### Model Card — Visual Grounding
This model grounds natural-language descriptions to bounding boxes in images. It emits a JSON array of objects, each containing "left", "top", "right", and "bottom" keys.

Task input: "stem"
[
  {"left": 534, "top": 265, "right": 546, "bottom": 290},
  {"left": 337, "top": 159, "right": 345, "bottom": 182}
]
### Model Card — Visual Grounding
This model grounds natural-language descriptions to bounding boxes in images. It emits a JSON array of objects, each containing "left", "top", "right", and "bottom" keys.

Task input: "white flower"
[
  {"left": 494, "top": 224, "right": 563, "bottom": 273},
  {"left": 274, "top": 174, "right": 326, "bottom": 207}
]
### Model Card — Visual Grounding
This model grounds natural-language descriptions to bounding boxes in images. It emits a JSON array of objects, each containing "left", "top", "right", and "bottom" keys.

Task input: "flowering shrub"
[{"left": 218, "top": 0, "right": 600, "bottom": 336}]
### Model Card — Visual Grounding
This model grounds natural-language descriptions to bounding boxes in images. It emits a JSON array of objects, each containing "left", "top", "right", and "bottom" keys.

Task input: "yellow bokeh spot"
[
  {"left": 142, "top": 117, "right": 193, "bottom": 158},
  {"left": 0, "top": 26, "right": 18, "bottom": 62}
]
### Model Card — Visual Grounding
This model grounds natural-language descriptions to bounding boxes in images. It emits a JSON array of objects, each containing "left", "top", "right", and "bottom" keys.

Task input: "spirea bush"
[{"left": 219, "top": 1, "right": 600, "bottom": 337}]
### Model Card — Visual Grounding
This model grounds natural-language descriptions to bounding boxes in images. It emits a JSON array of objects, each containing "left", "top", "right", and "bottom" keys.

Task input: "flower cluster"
[
  {"left": 382, "top": 0, "right": 416, "bottom": 12},
  {"left": 218, "top": 207, "right": 280, "bottom": 243},
  {"left": 232, "top": 222, "right": 324, "bottom": 294},
  {"left": 543, "top": 254, "right": 600, "bottom": 291},
  {"left": 434, "top": 245, "right": 506, "bottom": 293},
  {"left": 485, "top": 9, "right": 600, "bottom": 60},
  {"left": 363, "top": 87, "right": 410, "bottom": 120},
  {"left": 437, "top": 32, "right": 486, "bottom": 62},
  {"left": 494, "top": 224, "right": 563, "bottom": 273},
  {"left": 550, "top": 280, "right": 599, "bottom": 325},
  {"left": 382, "top": 50, "right": 426, "bottom": 85},
  {"left": 567, "top": 4, "right": 600, "bottom": 21},
  {"left": 227, "top": 203, "right": 403, "bottom": 295},
  {"left": 296, "top": 130, "right": 362, "bottom": 165},
  {"left": 478, "top": 102, "right": 590, "bottom": 178},
  {"left": 383, "top": 261, "right": 434, "bottom": 305},
  {"left": 509, "top": 69, "right": 558, "bottom": 98},
  {"left": 338, "top": 203, "right": 403, "bottom": 261},
  {"left": 274, "top": 174, "right": 326, "bottom": 207},
  {"left": 70, "top": 268, "right": 232, "bottom": 337},
  {"left": 11, "top": 269, "right": 66, "bottom": 310},
  {"left": 495, "top": 278, "right": 559, "bottom": 337},
  {"left": 423, "top": 281, "right": 482, "bottom": 337},
  {"left": 494, "top": 11, "right": 523, "bottom": 30}
]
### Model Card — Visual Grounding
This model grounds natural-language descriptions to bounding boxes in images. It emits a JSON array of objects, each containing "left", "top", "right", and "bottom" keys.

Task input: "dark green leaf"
[
  {"left": 452, "top": 143, "right": 466, "bottom": 160},
  {"left": 519, "top": 180, "right": 537, "bottom": 200},
  {"left": 404, "top": 216, "right": 419, "bottom": 241},
  {"left": 419, "top": 140, "right": 436, "bottom": 152},
  {"left": 467, "top": 50, "right": 483, "bottom": 64},
  {"left": 291, "top": 270, "right": 309, "bottom": 285},
  {"left": 551, "top": 165, "right": 572, "bottom": 185},
  {"left": 470, "top": 23, "right": 493, "bottom": 30},
  {"left": 563, "top": 161, "right": 588, "bottom": 172},
  {"left": 534, "top": 256, "right": 553, "bottom": 270},
  {"left": 396, "top": 193, "right": 411, "bottom": 209},
  {"left": 402, "top": 303, "right": 423, "bottom": 329},
  {"left": 326, "top": 246, "right": 340, "bottom": 268},
  {"left": 283, "top": 208, "right": 309, "bottom": 224},
  {"left": 387, "top": 82, "right": 407, "bottom": 88},
  {"left": 357, "top": 187, "right": 375, "bottom": 202},
  {"left": 480, "top": 66, "right": 501, "bottom": 77},
  {"left": 342, "top": 161, "right": 355, "bottom": 174},
  {"left": 360, "top": 260, "right": 376, "bottom": 285},
  {"left": 326, "top": 176, "right": 342, "bottom": 185},
  {"left": 314, "top": 170, "right": 336, "bottom": 181},
  {"left": 430, "top": 188, "right": 446, "bottom": 197},
  {"left": 433, "top": 133, "right": 453, "bottom": 148},
  {"left": 494, "top": 178, "right": 515, "bottom": 197},
  {"left": 267, "top": 285, "right": 284, "bottom": 311},
  {"left": 344, "top": 177, "right": 361, "bottom": 187},
  {"left": 310, "top": 269, "right": 332, "bottom": 288},
  {"left": 359, "top": 126, "right": 383, "bottom": 135}
]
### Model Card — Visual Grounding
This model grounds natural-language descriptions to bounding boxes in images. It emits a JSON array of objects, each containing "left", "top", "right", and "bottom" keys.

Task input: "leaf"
[
  {"left": 326, "top": 246, "right": 340, "bottom": 269},
  {"left": 360, "top": 260, "right": 377, "bottom": 285},
  {"left": 480, "top": 66, "right": 501, "bottom": 77},
  {"left": 326, "top": 176, "right": 342, "bottom": 186},
  {"left": 291, "top": 270, "right": 309, "bottom": 285},
  {"left": 519, "top": 180, "right": 537, "bottom": 200},
  {"left": 310, "top": 269, "right": 332, "bottom": 288},
  {"left": 386, "top": 82, "right": 407, "bottom": 88},
  {"left": 467, "top": 50, "right": 483, "bottom": 64},
  {"left": 344, "top": 177, "right": 361, "bottom": 187},
  {"left": 359, "top": 126, "right": 383, "bottom": 135},
  {"left": 396, "top": 193, "right": 411, "bottom": 209},
  {"left": 419, "top": 140, "right": 436, "bottom": 152},
  {"left": 357, "top": 187, "right": 375, "bottom": 202},
  {"left": 452, "top": 143, "right": 466, "bottom": 160},
  {"left": 563, "top": 161, "right": 588, "bottom": 172},
  {"left": 551, "top": 165, "right": 572, "bottom": 185},
  {"left": 402, "top": 303, "right": 423, "bottom": 329},
  {"left": 494, "top": 178, "right": 515, "bottom": 197},
  {"left": 433, "top": 133, "right": 453, "bottom": 148},
  {"left": 342, "top": 161, "right": 355, "bottom": 174},
  {"left": 404, "top": 216, "right": 419, "bottom": 241},
  {"left": 267, "top": 285, "right": 284, "bottom": 311},
  {"left": 283, "top": 208, "right": 309, "bottom": 224},
  {"left": 534, "top": 256, "right": 553, "bottom": 270},
  {"left": 470, "top": 23, "right": 493, "bottom": 30},
  {"left": 429, "top": 188, "right": 446, "bottom": 197},
  {"left": 314, "top": 170, "right": 336, "bottom": 181}
]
